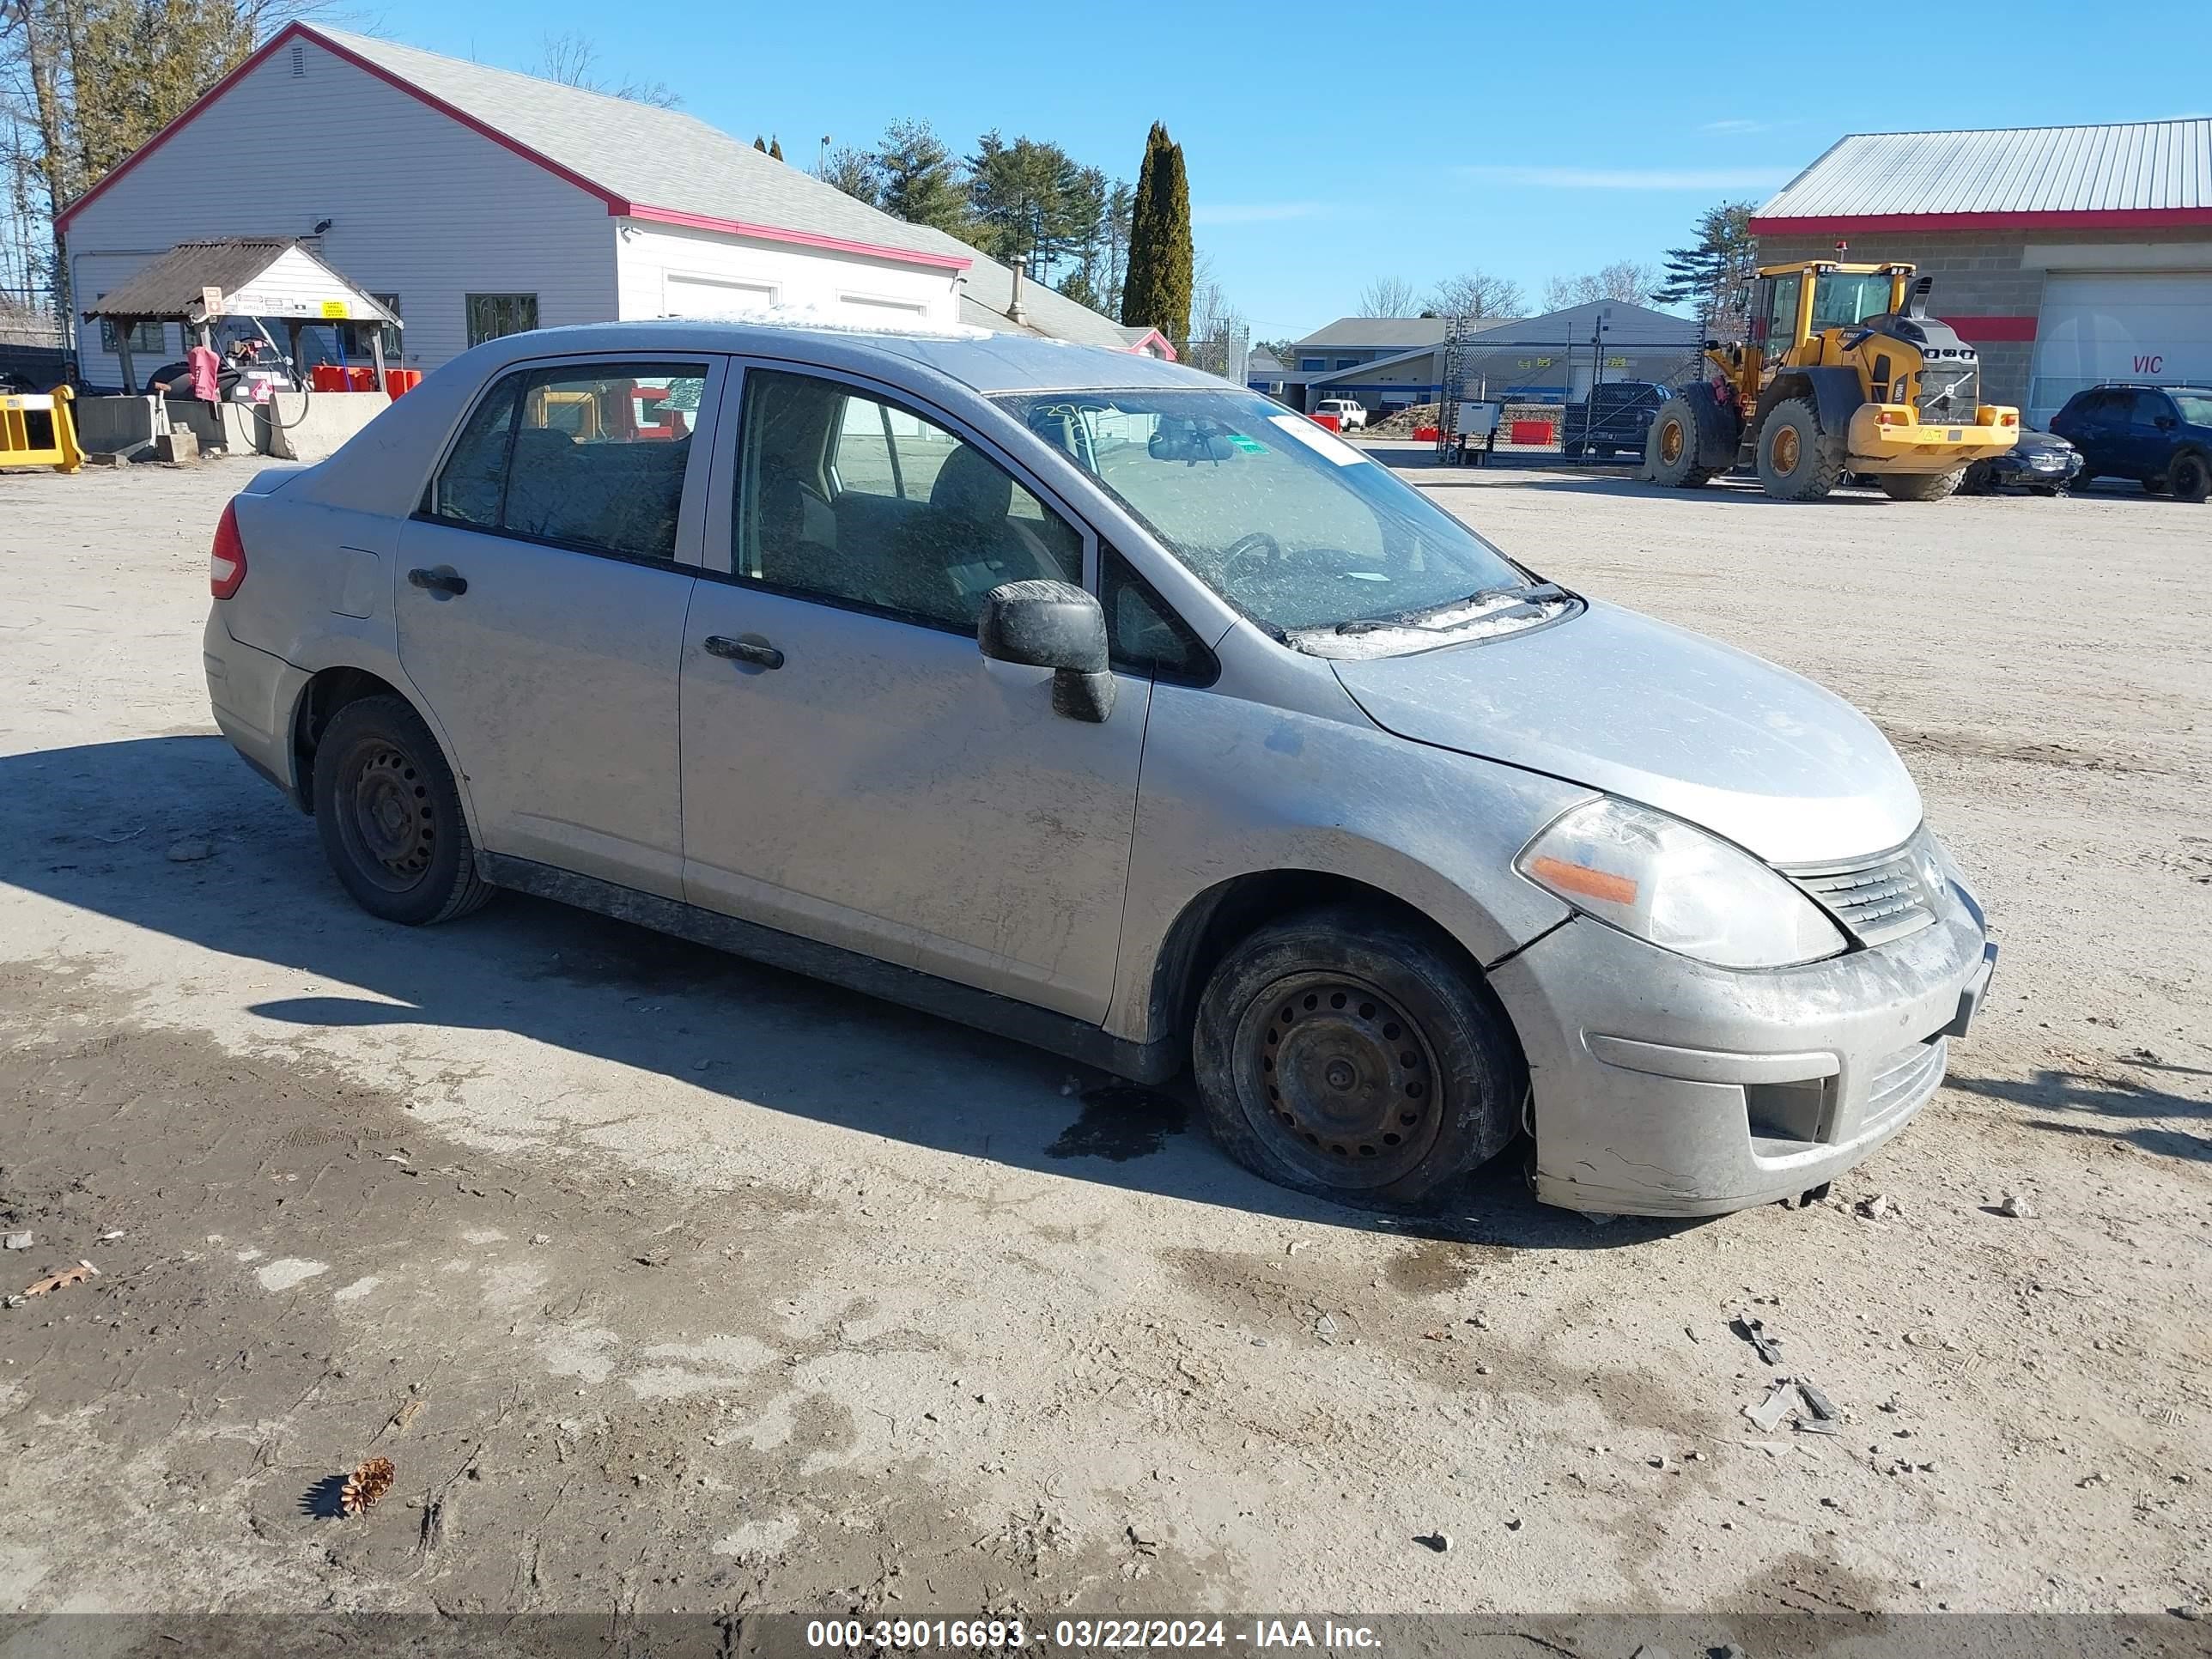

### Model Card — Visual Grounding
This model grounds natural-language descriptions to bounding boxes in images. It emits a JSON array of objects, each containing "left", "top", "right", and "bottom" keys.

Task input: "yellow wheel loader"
[{"left": 1648, "top": 260, "right": 2019, "bottom": 501}]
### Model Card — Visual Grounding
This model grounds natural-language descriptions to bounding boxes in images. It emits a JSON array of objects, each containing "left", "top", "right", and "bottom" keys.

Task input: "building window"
[
  {"left": 370, "top": 293, "right": 403, "bottom": 361},
  {"left": 465, "top": 293, "right": 538, "bottom": 348},
  {"left": 1299, "top": 357, "right": 1324, "bottom": 371},
  {"left": 1334, "top": 356, "right": 1359, "bottom": 369},
  {"left": 100, "top": 318, "right": 164, "bottom": 356}
]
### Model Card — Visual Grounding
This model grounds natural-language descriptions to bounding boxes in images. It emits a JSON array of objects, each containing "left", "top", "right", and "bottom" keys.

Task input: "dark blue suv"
[{"left": 2050, "top": 384, "right": 2212, "bottom": 502}]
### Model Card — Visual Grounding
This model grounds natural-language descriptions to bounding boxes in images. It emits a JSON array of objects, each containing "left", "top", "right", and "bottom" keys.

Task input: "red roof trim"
[
  {"left": 58, "top": 24, "right": 973, "bottom": 278},
  {"left": 1945, "top": 315, "right": 2039, "bottom": 343},
  {"left": 621, "top": 204, "right": 970, "bottom": 271},
  {"left": 1752, "top": 207, "right": 2212, "bottom": 235},
  {"left": 1119, "top": 326, "right": 1176, "bottom": 361}
]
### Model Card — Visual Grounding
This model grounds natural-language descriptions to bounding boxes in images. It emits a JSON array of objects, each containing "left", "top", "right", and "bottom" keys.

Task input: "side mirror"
[
  {"left": 2156, "top": 415, "right": 2177, "bottom": 430},
  {"left": 978, "top": 580, "right": 1115, "bottom": 723}
]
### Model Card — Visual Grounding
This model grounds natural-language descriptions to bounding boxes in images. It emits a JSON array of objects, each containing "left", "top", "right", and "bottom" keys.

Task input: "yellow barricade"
[{"left": 0, "top": 384, "right": 85, "bottom": 473}]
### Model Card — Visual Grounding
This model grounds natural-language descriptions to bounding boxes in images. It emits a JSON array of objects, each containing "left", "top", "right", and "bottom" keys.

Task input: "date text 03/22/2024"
[{"left": 803, "top": 1619, "right": 1383, "bottom": 1650}]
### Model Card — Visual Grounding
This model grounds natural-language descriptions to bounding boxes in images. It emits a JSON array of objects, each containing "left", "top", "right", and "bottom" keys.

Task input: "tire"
[
  {"left": 1192, "top": 906, "right": 1525, "bottom": 1212},
  {"left": 2071, "top": 472, "right": 2097, "bottom": 492},
  {"left": 1646, "top": 394, "right": 1717, "bottom": 488},
  {"left": 313, "top": 694, "right": 495, "bottom": 926},
  {"left": 1753, "top": 397, "right": 1846, "bottom": 501},
  {"left": 1877, "top": 470, "right": 1963, "bottom": 502},
  {"left": 2170, "top": 451, "right": 2211, "bottom": 503},
  {"left": 1959, "top": 460, "right": 1993, "bottom": 495},
  {"left": 2143, "top": 476, "right": 2170, "bottom": 496},
  {"left": 1563, "top": 441, "right": 1585, "bottom": 459}
]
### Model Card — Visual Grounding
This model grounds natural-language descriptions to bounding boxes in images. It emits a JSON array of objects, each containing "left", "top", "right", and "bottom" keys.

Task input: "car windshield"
[
  {"left": 2171, "top": 392, "right": 2212, "bottom": 425},
  {"left": 1002, "top": 387, "right": 1540, "bottom": 637}
]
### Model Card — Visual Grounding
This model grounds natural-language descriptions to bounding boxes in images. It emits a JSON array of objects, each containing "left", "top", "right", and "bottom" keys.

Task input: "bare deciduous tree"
[
  {"left": 1425, "top": 270, "right": 1525, "bottom": 319},
  {"left": 532, "top": 30, "right": 681, "bottom": 109},
  {"left": 1356, "top": 275, "right": 1418, "bottom": 316},
  {"left": 1541, "top": 260, "right": 1660, "bottom": 310}
]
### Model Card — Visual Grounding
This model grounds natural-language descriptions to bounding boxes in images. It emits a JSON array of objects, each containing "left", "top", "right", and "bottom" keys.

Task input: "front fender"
[{"left": 1106, "top": 679, "right": 1595, "bottom": 1045}]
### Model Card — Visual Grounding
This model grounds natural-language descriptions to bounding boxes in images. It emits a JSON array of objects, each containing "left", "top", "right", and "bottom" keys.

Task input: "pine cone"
[{"left": 339, "top": 1456, "right": 396, "bottom": 1516}]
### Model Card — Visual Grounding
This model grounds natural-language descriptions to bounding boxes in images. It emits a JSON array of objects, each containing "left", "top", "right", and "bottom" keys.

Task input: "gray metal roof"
[
  {"left": 1291, "top": 315, "right": 1527, "bottom": 350},
  {"left": 82, "top": 237, "right": 399, "bottom": 324},
  {"left": 1755, "top": 119, "right": 2212, "bottom": 222},
  {"left": 474, "top": 319, "right": 1217, "bottom": 395}
]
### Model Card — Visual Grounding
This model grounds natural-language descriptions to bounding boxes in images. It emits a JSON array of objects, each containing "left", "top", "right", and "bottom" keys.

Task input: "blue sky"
[{"left": 363, "top": 0, "right": 2212, "bottom": 342}]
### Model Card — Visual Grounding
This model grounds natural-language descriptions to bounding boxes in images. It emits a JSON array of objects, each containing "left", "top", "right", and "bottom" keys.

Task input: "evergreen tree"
[
  {"left": 1120, "top": 127, "right": 1165, "bottom": 331},
  {"left": 754, "top": 136, "right": 768, "bottom": 152},
  {"left": 768, "top": 135, "right": 784, "bottom": 161},
  {"left": 966, "top": 131, "right": 1083, "bottom": 278},
  {"left": 1121, "top": 123, "right": 1190, "bottom": 342},
  {"left": 1653, "top": 202, "right": 1757, "bottom": 334},
  {"left": 874, "top": 118, "right": 969, "bottom": 236},
  {"left": 819, "top": 144, "right": 882, "bottom": 207}
]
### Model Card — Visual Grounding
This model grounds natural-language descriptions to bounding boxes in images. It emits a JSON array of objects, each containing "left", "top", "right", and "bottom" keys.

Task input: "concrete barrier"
[
  {"left": 253, "top": 390, "right": 389, "bottom": 462},
  {"left": 74, "top": 394, "right": 163, "bottom": 459}
]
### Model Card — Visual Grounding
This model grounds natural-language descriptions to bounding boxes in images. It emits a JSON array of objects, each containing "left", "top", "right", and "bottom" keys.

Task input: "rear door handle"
[
  {"left": 704, "top": 635, "right": 784, "bottom": 670},
  {"left": 407, "top": 567, "right": 467, "bottom": 596}
]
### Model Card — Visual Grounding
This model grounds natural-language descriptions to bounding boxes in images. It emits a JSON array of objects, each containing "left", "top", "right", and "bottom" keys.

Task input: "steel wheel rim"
[
  {"left": 1233, "top": 971, "right": 1443, "bottom": 1189},
  {"left": 1771, "top": 424, "right": 1801, "bottom": 476},
  {"left": 338, "top": 739, "right": 435, "bottom": 893},
  {"left": 1658, "top": 418, "right": 1685, "bottom": 466}
]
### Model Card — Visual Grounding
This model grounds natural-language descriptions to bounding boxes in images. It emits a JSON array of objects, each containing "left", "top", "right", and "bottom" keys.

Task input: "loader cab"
[{"left": 1749, "top": 262, "right": 1914, "bottom": 367}]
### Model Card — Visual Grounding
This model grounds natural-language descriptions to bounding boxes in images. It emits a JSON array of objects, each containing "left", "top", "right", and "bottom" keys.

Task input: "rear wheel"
[
  {"left": 1959, "top": 460, "right": 1994, "bottom": 495},
  {"left": 1193, "top": 907, "right": 1524, "bottom": 1212},
  {"left": 1647, "top": 394, "right": 1716, "bottom": 488},
  {"left": 1877, "top": 470, "right": 1964, "bottom": 502},
  {"left": 1754, "top": 397, "right": 1846, "bottom": 501},
  {"left": 313, "top": 695, "right": 495, "bottom": 926},
  {"left": 2170, "top": 451, "right": 2210, "bottom": 503}
]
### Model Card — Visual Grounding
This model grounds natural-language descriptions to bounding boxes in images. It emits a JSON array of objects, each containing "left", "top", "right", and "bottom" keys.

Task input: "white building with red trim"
[
  {"left": 1753, "top": 120, "right": 2212, "bottom": 422},
  {"left": 59, "top": 24, "right": 1167, "bottom": 386}
]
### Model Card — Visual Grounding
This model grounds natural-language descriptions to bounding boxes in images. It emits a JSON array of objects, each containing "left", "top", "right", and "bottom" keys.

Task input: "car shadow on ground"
[
  {"left": 3, "top": 734, "right": 1678, "bottom": 1250},
  {"left": 1946, "top": 1065, "right": 2209, "bottom": 1163}
]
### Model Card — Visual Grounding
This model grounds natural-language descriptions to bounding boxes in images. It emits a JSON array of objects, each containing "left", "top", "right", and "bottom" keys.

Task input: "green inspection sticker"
[{"left": 1226, "top": 433, "right": 1267, "bottom": 453}]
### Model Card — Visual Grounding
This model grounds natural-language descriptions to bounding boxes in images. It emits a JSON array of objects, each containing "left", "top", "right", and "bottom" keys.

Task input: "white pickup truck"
[{"left": 1313, "top": 398, "right": 1368, "bottom": 431}]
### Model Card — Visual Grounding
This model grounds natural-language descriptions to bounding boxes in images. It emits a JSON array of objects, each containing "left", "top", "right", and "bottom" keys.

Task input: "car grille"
[
  {"left": 1916, "top": 361, "right": 1980, "bottom": 424},
  {"left": 1784, "top": 836, "right": 1939, "bottom": 946},
  {"left": 1863, "top": 1036, "right": 1947, "bottom": 1128}
]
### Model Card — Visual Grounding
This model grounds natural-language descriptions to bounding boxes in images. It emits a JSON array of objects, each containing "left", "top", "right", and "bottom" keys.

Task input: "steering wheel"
[{"left": 1218, "top": 531, "right": 1283, "bottom": 585}]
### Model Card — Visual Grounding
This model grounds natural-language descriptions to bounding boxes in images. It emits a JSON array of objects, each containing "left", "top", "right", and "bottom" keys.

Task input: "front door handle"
[
  {"left": 408, "top": 567, "right": 467, "bottom": 597},
  {"left": 704, "top": 635, "right": 784, "bottom": 670}
]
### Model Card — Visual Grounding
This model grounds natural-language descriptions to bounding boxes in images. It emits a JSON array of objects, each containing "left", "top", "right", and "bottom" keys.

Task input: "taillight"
[{"left": 210, "top": 500, "right": 246, "bottom": 599}]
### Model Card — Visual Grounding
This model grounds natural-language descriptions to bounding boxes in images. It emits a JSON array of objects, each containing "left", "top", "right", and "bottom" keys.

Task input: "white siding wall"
[
  {"left": 64, "top": 35, "right": 617, "bottom": 386},
  {"left": 613, "top": 222, "right": 957, "bottom": 328}
]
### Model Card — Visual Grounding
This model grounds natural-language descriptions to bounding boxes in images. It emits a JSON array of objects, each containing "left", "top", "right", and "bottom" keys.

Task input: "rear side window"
[{"left": 425, "top": 361, "right": 708, "bottom": 562}]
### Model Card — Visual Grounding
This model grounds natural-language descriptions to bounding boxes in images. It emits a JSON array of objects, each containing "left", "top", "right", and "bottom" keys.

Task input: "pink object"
[{"left": 186, "top": 344, "right": 220, "bottom": 402}]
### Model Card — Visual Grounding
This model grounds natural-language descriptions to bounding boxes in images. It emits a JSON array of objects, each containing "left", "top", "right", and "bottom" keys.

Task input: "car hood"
[{"left": 1331, "top": 599, "right": 1922, "bottom": 866}]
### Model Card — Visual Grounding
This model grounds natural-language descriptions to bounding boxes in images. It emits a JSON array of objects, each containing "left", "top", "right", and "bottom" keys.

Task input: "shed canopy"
[{"left": 82, "top": 238, "right": 400, "bottom": 327}]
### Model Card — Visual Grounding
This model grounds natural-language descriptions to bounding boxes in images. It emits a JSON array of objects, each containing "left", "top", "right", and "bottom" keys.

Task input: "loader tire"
[
  {"left": 1647, "top": 394, "right": 1717, "bottom": 488},
  {"left": 1877, "top": 470, "right": 1964, "bottom": 502},
  {"left": 1754, "top": 397, "right": 1846, "bottom": 501}
]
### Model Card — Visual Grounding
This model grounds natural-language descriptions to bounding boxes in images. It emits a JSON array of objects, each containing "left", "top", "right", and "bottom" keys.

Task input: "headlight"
[{"left": 1517, "top": 798, "right": 1847, "bottom": 969}]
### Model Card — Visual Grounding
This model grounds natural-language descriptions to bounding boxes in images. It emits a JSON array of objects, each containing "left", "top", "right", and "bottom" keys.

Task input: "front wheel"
[
  {"left": 1193, "top": 907, "right": 1525, "bottom": 1212},
  {"left": 1877, "top": 470, "right": 1963, "bottom": 501},
  {"left": 1754, "top": 397, "right": 1846, "bottom": 501},
  {"left": 313, "top": 694, "right": 495, "bottom": 926},
  {"left": 1959, "top": 460, "right": 1993, "bottom": 495},
  {"left": 2170, "top": 451, "right": 2210, "bottom": 503},
  {"left": 1647, "top": 394, "right": 1717, "bottom": 488}
]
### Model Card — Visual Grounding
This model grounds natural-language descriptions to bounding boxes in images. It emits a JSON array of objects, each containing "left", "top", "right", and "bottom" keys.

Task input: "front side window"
[
  {"left": 426, "top": 361, "right": 706, "bottom": 561},
  {"left": 1756, "top": 275, "right": 1802, "bottom": 365},
  {"left": 1005, "top": 387, "right": 1541, "bottom": 646},
  {"left": 734, "top": 369, "right": 1080, "bottom": 632},
  {"left": 465, "top": 293, "right": 538, "bottom": 348}
]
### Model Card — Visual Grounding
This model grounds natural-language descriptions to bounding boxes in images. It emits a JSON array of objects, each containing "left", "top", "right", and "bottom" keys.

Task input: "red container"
[
  {"left": 1510, "top": 418, "right": 1557, "bottom": 445},
  {"left": 1413, "top": 424, "right": 1439, "bottom": 442},
  {"left": 1311, "top": 412, "right": 1340, "bottom": 433},
  {"left": 309, "top": 363, "right": 349, "bottom": 392},
  {"left": 382, "top": 368, "right": 422, "bottom": 399}
]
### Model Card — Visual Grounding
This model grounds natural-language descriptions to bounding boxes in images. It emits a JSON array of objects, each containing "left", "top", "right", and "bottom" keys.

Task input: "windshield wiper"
[{"left": 1333, "top": 580, "right": 1569, "bottom": 635}]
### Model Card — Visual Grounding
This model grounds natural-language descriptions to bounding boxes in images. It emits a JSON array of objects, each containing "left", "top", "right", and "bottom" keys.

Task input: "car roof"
[{"left": 465, "top": 319, "right": 1225, "bottom": 397}]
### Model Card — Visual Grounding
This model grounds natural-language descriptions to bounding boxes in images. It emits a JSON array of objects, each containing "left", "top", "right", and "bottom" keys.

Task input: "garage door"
[
  {"left": 662, "top": 273, "right": 777, "bottom": 319},
  {"left": 2030, "top": 271, "right": 2212, "bottom": 424}
]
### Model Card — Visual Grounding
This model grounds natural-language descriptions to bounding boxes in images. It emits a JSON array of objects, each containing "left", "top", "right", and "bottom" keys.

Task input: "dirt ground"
[{"left": 0, "top": 450, "right": 2206, "bottom": 1630}]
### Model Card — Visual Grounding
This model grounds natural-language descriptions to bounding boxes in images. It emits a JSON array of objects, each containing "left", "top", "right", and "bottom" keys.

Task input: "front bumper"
[
  {"left": 1489, "top": 880, "right": 1993, "bottom": 1217},
  {"left": 1846, "top": 404, "right": 2021, "bottom": 472}
]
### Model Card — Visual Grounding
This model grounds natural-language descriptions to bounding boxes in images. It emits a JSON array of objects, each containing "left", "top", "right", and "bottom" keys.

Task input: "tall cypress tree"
[
  {"left": 1121, "top": 124, "right": 1170, "bottom": 334},
  {"left": 1152, "top": 131, "right": 1193, "bottom": 345}
]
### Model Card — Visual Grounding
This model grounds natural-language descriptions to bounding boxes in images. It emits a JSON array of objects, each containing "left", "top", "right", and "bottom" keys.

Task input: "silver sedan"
[{"left": 201, "top": 320, "right": 1995, "bottom": 1218}]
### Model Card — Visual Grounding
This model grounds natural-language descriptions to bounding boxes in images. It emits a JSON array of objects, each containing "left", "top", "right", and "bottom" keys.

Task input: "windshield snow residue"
[{"left": 1002, "top": 387, "right": 1559, "bottom": 647}]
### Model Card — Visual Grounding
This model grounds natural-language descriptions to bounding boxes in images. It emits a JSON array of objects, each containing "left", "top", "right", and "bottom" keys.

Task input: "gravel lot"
[{"left": 1, "top": 451, "right": 2206, "bottom": 1626}]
